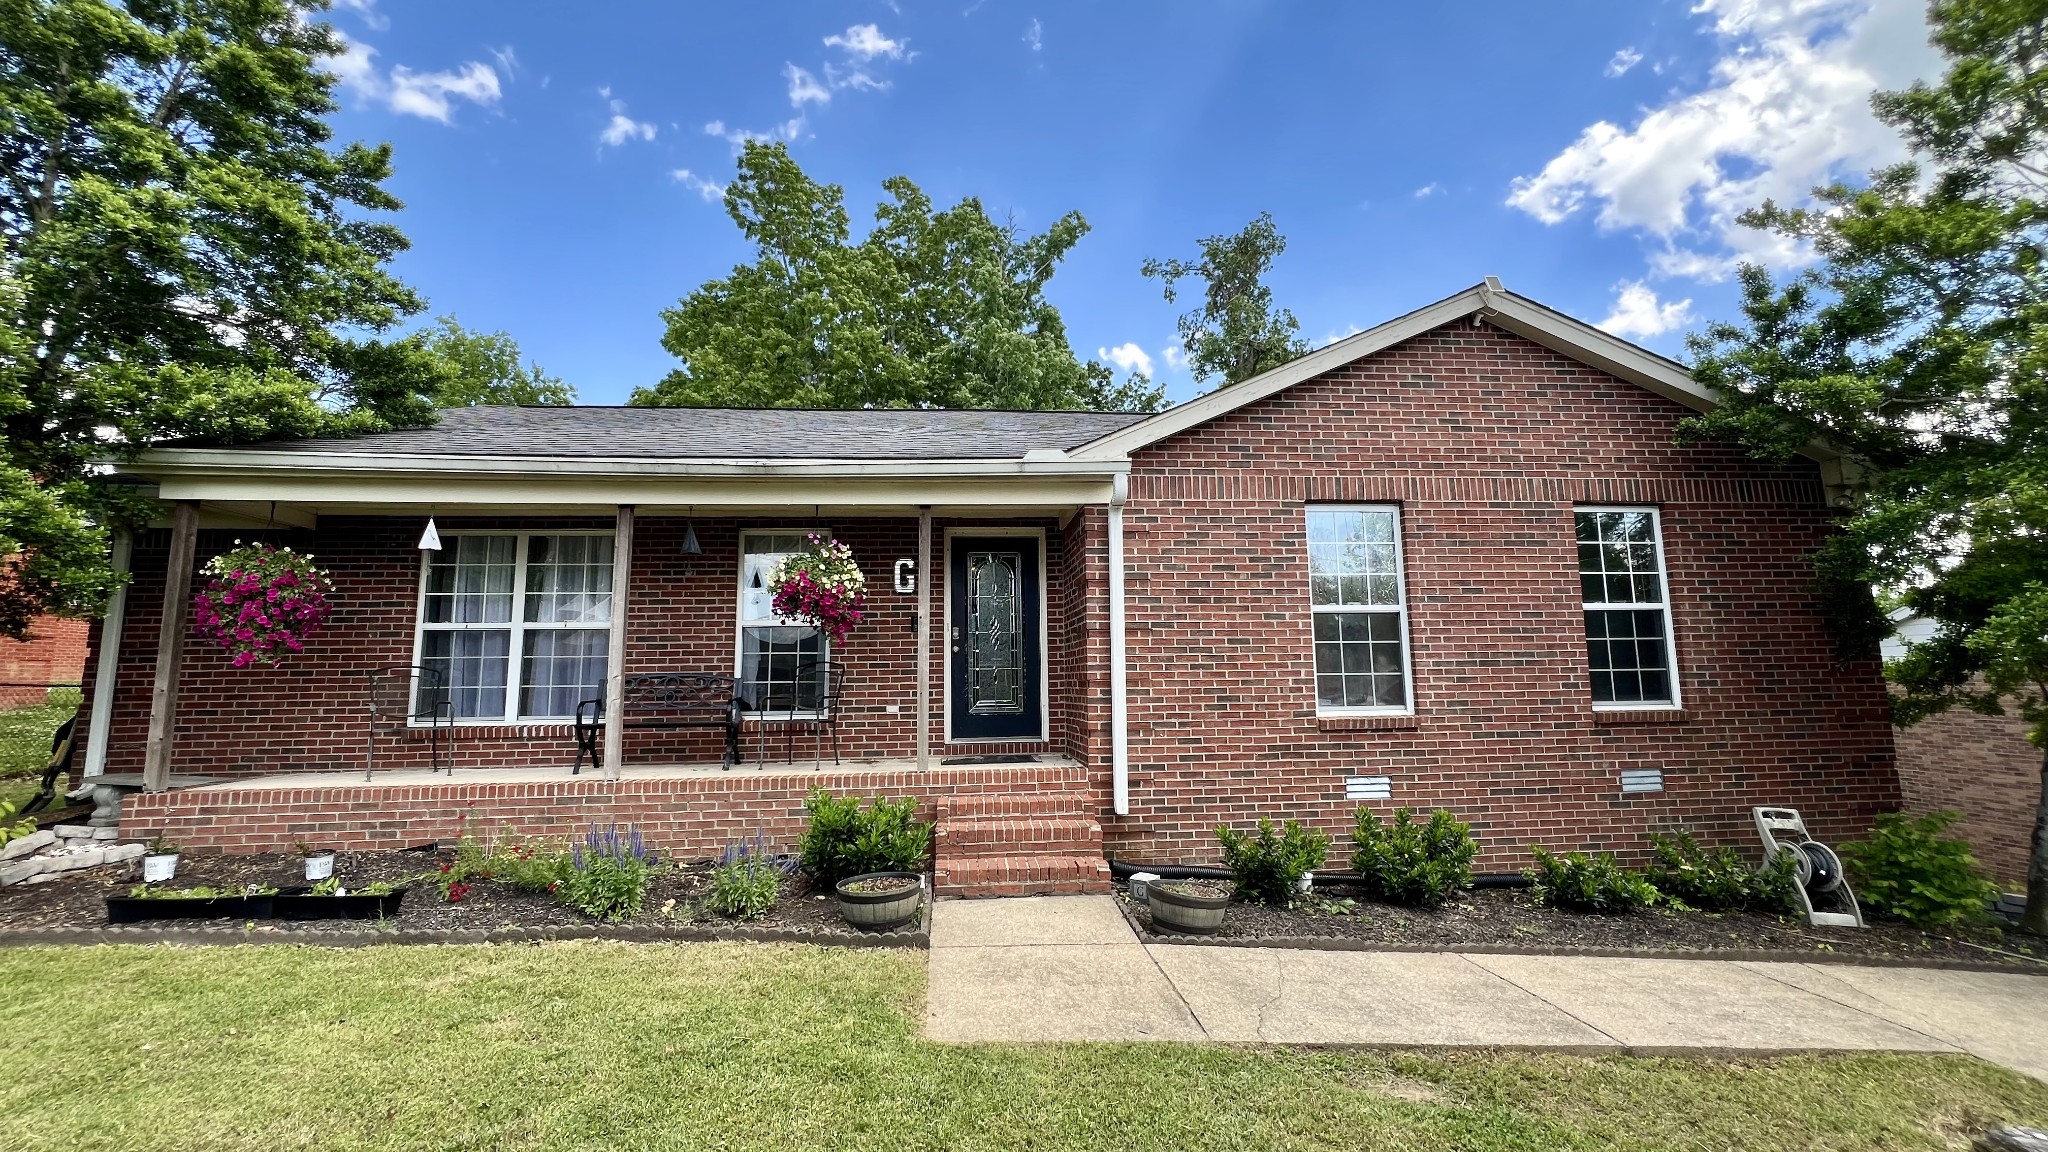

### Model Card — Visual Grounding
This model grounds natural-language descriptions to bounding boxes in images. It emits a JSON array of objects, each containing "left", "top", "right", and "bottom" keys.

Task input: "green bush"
[
  {"left": 796, "top": 790, "right": 933, "bottom": 887},
  {"left": 1524, "top": 847, "right": 1660, "bottom": 913},
  {"left": 1350, "top": 807, "right": 1477, "bottom": 908},
  {"left": 1217, "top": 817, "right": 1329, "bottom": 906},
  {"left": 1646, "top": 830, "right": 1795, "bottom": 914},
  {"left": 1838, "top": 810, "right": 1999, "bottom": 928},
  {"left": 556, "top": 825, "right": 657, "bottom": 922},
  {"left": 502, "top": 840, "right": 573, "bottom": 894}
]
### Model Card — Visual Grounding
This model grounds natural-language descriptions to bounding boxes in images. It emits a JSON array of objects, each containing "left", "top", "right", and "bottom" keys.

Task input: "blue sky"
[{"left": 323, "top": 0, "right": 1942, "bottom": 407}]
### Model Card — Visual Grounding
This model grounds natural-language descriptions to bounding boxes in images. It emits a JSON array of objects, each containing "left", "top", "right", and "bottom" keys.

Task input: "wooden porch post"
[
  {"left": 602, "top": 505, "right": 635, "bottom": 780},
  {"left": 143, "top": 501, "right": 200, "bottom": 792},
  {"left": 916, "top": 506, "right": 931, "bottom": 772}
]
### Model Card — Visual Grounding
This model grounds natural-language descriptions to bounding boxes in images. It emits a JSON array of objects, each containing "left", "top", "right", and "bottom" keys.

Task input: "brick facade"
[
  {"left": 91, "top": 318, "right": 1902, "bottom": 876},
  {"left": 1097, "top": 320, "right": 1899, "bottom": 871},
  {"left": 0, "top": 614, "right": 89, "bottom": 708},
  {"left": 1894, "top": 702, "right": 2041, "bottom": 887}
]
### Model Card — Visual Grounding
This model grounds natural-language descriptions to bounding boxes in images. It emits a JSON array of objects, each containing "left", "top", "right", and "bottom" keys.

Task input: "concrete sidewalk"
[{"left": 924, "top": 895, "right": 2048, "bottom": 1081}]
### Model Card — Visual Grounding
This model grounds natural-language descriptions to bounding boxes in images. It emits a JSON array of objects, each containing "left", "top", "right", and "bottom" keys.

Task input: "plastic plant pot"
[
  {"left": 140, "top": 853, "right": 179, "bottom": 883},
  {"left": 303, "top": 853, "right": 335, "bottom": 881}
]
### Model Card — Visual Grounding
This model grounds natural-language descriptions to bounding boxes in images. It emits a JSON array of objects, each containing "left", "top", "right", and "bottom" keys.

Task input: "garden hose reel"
[{"left": 1752, "top": 807, "right": 1864, "bottom": 929}]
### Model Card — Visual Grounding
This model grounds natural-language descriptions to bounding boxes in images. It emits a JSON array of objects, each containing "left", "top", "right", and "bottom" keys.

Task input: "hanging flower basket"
[
  {"left": 768, "top": 534, "right": 867, "bottom": 644},
  {"left": 191, "top": 542, "right": 335, "bottom": 668}
]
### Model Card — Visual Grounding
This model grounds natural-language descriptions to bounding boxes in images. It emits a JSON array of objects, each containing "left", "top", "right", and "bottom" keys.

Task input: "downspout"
[
  {"left": 1109, "top": 473, "right": 1130, "bottom": 816},
  {"left": 83, "top": 529, "right": 132, "bottom": 777}
]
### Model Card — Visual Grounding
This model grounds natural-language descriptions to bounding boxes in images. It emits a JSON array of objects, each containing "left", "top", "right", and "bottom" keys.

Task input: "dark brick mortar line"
[{"left": 1114, "top": 901, "right": 2038, "bottom": 976}]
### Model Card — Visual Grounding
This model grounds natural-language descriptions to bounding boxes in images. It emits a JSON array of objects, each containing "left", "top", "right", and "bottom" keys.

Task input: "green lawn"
[
  {"left": 0, "top": 687, "right": 79, "bottom": 781},
  {"left": 0, "top": 943, "right": 2042, "bottom": 1151}
]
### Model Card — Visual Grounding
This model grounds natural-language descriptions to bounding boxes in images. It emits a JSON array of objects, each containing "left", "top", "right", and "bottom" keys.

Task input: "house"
[
  {"left": 0, "top": 615, "right": 88, "bottom": 709},
  {"left": 77, "top": 280, "right": 1899, "bottom": 896}
]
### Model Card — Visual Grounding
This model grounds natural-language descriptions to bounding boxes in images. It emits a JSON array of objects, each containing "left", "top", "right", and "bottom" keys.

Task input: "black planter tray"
[
  {"left": 271, "top": 887, "right": 408, "bottom": 921},
  {"left": 105, "top": 892, "right": 277, "bottom": 924}
]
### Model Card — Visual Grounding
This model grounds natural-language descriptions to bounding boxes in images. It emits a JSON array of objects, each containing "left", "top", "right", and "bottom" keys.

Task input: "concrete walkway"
[{"left": 924, "top": 895, "right": 2048, "bottom": 1081}]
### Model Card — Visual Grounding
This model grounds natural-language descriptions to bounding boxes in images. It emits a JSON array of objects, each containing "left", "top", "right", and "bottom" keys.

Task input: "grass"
[
  {"left": 0, "top": 943, "right": 2043, "bottom": 1151},
  {"left": 0, "top": 687, "right": 79, "bottom": 779}
]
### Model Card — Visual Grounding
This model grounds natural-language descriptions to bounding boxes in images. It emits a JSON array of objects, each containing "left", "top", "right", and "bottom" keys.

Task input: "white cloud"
[
  {"left": 826, "top": 63, "right": 889, "bottom": 92},
  {"left": 672, "top": 168, "right": 727, "bottom": 202},
  {"left": 331, "top": 0, "right": 387, "bottom": 31},
  {"left": 598, "top": 92, "right": 656, "bottom": 147},
  {"left": 325, "top": 29, "right": 499, "bottom": 124},
  {"left": 1598, "top": 281, "right": 1695, "bottom": 339},
  {"left": 1024, "top": 18, "right": 1043, "bottom": 51},
  {"left": 824, "top": 23, "right": 906, "bottom": 60},
  {"left": 1604, "top": 46, "right": 1643, "bottom": 77},
  {"left": 1507, "top": 0, "right": 1942, "bottom": 280},
  {"left": 1413, "top": 182, "right": 1443, "bottom": 198},
  {"left": 489, "top": 45, "right": 519, "bottom": 80},
  {"left": 387, "top": 62, "right": 500, "bottom": 123},
  {"left": 1099, "top": 342, "right": 1154, "bottom": 378},
  {"left": 1160, "top": 343, "right": 1185, "bottom": 371},
  {"left": 704, "top": 117, "right": 806, "bottom": 149},
  {"left": 785, "top": 63, "right": 831, "bottom": 107},
  {"left": 1317, "top": 323, "right": 1365, "bottom": 348}
]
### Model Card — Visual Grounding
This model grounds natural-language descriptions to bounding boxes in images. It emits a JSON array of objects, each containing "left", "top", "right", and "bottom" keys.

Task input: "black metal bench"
[{"left": 574, "top": 673, "right": 743, "bottom": 773}]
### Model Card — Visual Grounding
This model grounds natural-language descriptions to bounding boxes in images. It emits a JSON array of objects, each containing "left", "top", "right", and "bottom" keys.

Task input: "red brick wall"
[
  {"left": 122, "top": 762, "right": 1087, "bottom": 858},
  {"left": 0, "top": 615, "right": 89, "bottom": 708},
  {"left": 1096, "top": 320, "right": 1900, "bottom": 871},
  {"left": 82, "top": 515, "right": 1080, "bottom": 778},
  {"left": 1895, "top": 702, "right": 2041, "bottom": 888}
]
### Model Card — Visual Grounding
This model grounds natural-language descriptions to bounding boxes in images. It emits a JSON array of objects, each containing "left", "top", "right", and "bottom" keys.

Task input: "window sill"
[
  {"left": 1317, "top": 714, "right": 1419, "bottom": 732},
  {"left": 402, "top": 721, "right": 574, "bottom": 739},
  {"left": 1589, "top": 708, "right": 1690, "bottom": 726}
]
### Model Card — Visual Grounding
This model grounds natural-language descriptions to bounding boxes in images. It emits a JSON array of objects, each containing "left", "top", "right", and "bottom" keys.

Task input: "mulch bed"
[
  {"left": 0, "top": 849, "right": 925, "bottom": 947},
  {"left": 1119, "top": 882, "right": 2048, "bottom": 971}
]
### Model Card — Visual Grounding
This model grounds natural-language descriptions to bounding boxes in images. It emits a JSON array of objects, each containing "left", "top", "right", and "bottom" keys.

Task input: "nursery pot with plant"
[
  {"left": 299, "top": 846, "right": 335, "bottom": 881},
  {"left": 835, "top": 872, "right": 923, "bottom": 931},
  {"left": 1146, "top": 878, "right": 1232, "bottom": 934},
  {"left": 141, "top": 837, "right": 179, "bottom": 883}
]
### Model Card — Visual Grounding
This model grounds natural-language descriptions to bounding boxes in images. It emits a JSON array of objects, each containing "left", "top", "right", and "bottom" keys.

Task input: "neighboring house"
[
  {"left": 81, "top": 280, "right": 1897, "bottom": 895},
  {"left": 0, "top": 615, "right": 89, "bottom": 709},
  {"left": 1883, "top": 614, "right": 2039, "bottom": 888}
]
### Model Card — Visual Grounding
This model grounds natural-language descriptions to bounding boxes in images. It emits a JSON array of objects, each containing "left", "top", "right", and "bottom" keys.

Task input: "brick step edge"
[
  {"left": 934, "top": 816, "right": 1103, "bottom": 854},
  {"left": 936, "top": 795, "right": 1095, "bottom": 819},
  {"left": 933, "top": 854, "right": 1112, "bottom": 898},
  {"left": 1108, "top": 901, "right": 2041, "bottom": 975}
]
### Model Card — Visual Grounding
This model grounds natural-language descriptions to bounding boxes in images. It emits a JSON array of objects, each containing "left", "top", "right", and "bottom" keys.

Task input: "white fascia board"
[{"left": 125, "top": 451, "right": 1129, "bottom": 480}]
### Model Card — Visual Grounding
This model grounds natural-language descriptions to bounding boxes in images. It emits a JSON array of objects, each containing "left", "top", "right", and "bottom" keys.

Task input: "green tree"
[
  {"left": 1141, "top": 211, "right": 1308, "bottom": 390},
  {"left": 417, "top": 316, "right": 575, "bottom": 407},
  {"left": 636, "top": 142, "right": 1160, "bottom": 412},
  {"left": 1683, "top": 0, "right": 2048, "bottom": 934},
  {"left": 0, "top": 0, "right": 439, "bottom": 638}
]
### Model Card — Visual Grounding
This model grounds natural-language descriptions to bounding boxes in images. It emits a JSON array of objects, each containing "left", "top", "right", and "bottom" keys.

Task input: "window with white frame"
[
  {"left": 1306, "top": 505, "right": 1412, "bottom": 713},
  {"left": 1575, "top": 508, "right": 1679, "bottom": 707},
  {"left": 415, "top": 532, "right": 614, "bottom": 721},
  {"left": 737, "top": 531, "right": 827, "bottom": 714}
]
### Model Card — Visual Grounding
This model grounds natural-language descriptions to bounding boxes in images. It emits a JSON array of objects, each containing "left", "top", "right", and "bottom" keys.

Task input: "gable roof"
[
  {"left": 1066, "top": 278, "right": 1842, "bottom": 470},
  {"left": 177, "top": 405, "right": 1151, "bottom": 463}
]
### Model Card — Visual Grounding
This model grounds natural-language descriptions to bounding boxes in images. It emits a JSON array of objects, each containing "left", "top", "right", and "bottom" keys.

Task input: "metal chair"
[
  {"left": 755, "top": 660, "right": 848, "bottom": 770},
  {"left": 367, "top": 665, "right": 453, "bottom": 780}
]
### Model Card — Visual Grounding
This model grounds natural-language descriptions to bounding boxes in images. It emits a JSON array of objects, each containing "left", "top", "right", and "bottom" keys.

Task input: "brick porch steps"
[{"left": 933, "top": 794, "right": 1110, "bottom": 898}]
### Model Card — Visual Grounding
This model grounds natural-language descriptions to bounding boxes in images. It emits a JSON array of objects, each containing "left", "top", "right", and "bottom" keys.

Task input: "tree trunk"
[{"left": 2026, "top": 742, "right": 2048, "bottom": 937}]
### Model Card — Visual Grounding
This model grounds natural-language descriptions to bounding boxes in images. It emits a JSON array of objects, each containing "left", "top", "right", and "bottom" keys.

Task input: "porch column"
[
  {"left": 603, "top": 505, "right": 635, "bottom": 780},
  {"left": 1109, "top": 475, "right": 1130, "bottom": 816},
  {"left": 143, "top": 501, "right": 200, "bottom": 792},
  {"left": 83, "top": 529, "right": 133, "bottom": 777},
  {"left": 916, "top": 505, "right": 932, "bottom": 772}
]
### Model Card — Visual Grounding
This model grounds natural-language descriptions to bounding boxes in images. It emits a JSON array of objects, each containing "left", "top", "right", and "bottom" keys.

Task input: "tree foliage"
[
  {"left": 0, "top": 0, "right": 439, "bottom": 637},
  {"left": 636, "top": 142, "right": 1160, "bottom": 412},
  {"left": 1681, "top": 0, "right": 2048, "bottom": 933},
  {"left": 1141, "top": 211, "right": 1308, "bottom": 390},
  {"left": 417, "top": 316, "right": 575, "bottom": 407}
]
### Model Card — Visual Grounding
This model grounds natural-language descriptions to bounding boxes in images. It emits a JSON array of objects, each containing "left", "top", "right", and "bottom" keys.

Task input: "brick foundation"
[{"left": 1895, "top": 704, "right": 2042, "bottom": 888}]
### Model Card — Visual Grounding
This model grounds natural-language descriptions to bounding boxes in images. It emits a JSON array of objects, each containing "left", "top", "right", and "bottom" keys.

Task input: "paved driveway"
[{"left": 924, "top": 895, "right": 2048, "bottom": 1081}]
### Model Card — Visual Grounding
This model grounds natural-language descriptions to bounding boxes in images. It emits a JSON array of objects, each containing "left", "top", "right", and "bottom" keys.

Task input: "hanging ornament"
[
  {"left": 418, "top": 518, "right": 442, "bottom": 551},
  {"left": 681, "top": 521, "right": 702, "bottom": 555}
]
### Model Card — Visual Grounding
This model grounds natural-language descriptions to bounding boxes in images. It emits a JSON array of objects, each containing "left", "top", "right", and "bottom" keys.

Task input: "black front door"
[{"left": 947, "top": 535, "right": 1043, "bottom": 741}]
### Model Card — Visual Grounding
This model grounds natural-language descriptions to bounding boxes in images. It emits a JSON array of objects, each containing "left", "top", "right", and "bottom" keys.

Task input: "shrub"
[
  {"left": 704, "top": 836, "right": 792, "bottom": 920},
  {"left": 557, "top": 824, "right": 657, "bottom": 922},
  {"left": 1838, "top": 810, "right": 1999, "bottom": 928},
  {"left": 796, "top": 790, "right": 932, "bottom": 886},
  {"left": 1524, "top": 847, "right": 1660, "bottom": 913},
  {"left": 501, "top": 838, "right": 573, "bottom": 894},
  {"left": 1350, "top": 807, "right": 1477, "bottom": 908},
  {"left": 1646, "top": 830, "right": 1796, "bottom": 914},
  {"left": 1216, "top": 817, "right": 1329, "bottom": 906}
]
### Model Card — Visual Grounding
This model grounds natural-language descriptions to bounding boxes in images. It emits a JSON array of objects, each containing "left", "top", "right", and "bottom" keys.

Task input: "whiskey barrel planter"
[
  {"left": 1146, "top": 878, "right": 1232, "bottom": 935},
  {"left": 836, "top": 872, "right": 924, "bottom": 932}
]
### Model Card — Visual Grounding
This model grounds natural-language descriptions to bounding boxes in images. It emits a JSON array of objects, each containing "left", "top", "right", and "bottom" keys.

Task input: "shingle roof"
[{"left": 203, "top": 406, "right": 1153, "bottom": 460}]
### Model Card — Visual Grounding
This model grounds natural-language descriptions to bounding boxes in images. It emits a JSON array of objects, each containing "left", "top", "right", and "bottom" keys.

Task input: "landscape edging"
[{"left": 0, "top": 891, "right": 933, "bottom": 950}]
